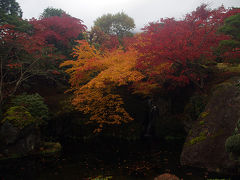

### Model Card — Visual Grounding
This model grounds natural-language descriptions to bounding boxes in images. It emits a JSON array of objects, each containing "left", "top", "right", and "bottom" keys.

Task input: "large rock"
[
  {"left": 0, "top": 122, "right": 40, "bottom": 156},
  {"left": 154, "top": 173, "right": 180, "bottom": 180},
  {"left": 180, "top": 77, "right": 240, "bottom": 174}
]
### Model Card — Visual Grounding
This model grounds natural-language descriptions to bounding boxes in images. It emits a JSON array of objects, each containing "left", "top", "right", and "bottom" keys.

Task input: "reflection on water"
[{"left": 0, "top": 139, "right": 236, "bottom": 180}]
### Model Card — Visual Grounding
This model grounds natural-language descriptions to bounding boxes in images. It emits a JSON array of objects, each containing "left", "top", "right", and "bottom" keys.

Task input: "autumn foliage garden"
[
  {"left": 1, "top": 2, "right": 240, "bottom": 133},
  {"left": 61, "top": 5, "right": 240, "bottom": 131}
]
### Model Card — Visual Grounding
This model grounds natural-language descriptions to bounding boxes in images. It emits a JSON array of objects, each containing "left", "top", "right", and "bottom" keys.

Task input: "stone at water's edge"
[
  {"left": 180, "top": 77, "right": 240, "bottom": 174},
  {"left": 0, "top": 122, "right": 40, "bottom": 156},
  {"left": 154, "top": 173, "right": 180, "bottom": 180}
]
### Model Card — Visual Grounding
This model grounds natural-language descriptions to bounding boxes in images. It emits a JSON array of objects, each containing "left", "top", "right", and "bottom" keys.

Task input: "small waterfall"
[{"left": 144, "top": 98, "right": 159, "bottom": 137}]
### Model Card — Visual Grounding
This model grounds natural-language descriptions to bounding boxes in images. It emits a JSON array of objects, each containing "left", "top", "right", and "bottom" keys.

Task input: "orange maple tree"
[{"left": 61, "top": 40, "right": 144, "bottom": 132}]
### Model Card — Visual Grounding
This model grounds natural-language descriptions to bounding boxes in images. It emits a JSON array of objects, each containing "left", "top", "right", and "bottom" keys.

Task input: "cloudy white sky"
[{"left": 17, "top": 0, "right": 240, "bottom": 31}]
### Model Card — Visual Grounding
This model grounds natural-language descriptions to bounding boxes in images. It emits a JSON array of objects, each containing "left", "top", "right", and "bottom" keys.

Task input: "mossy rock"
[
  {"left": 183, "top": 94, "right": 207, "bottom": 132},
  {"left": 185, "top": 130, "right": 207, "bottom": 146},
  {"left": 211, "top": 82, "right": 233, "bottom": 96},
  {"left": 184, "top": 94, "right": 207, "bottom": 122},
  {"left": 2, "top": 106, "right": 35, "bottom": 130},
  {"left": 181, "top": 77, "right": 240, "bottom": 174},
  {"left": 189, "top": 135, "right": 206, "bottom": 145}
]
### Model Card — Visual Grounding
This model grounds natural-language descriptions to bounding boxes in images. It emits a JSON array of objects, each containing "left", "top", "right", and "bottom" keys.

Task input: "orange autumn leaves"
[
  {"left": 60, "top": 40, "right": 144, "bottom": 132},
  {"left": 61, "top": 5, "right": 240, "bottom": 132}
]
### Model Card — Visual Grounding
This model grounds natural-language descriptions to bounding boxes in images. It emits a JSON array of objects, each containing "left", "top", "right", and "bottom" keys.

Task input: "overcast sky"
[{"left": 17, "top": 0, "right": 240, "bottom": 31}]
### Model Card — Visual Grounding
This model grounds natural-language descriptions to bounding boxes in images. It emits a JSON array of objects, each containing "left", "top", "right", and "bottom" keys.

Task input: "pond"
[{"left": 0, "top": 138, "right": 237, "bottom": 180}]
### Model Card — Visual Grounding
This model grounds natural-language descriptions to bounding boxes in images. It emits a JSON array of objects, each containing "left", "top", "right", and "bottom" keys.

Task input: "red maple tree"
[
  {"left": 30, "top": 14, "right": 87, "bottom": 48},
  {"left": 135, "top": 5, "right": 240, "bottom": 90},
  {"left": 0, "top": 24, "right": 60, "bottom": 104}
]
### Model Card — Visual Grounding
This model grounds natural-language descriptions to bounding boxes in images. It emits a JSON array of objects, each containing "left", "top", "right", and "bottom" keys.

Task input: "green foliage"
[
  {"left": 2, "top": 106, "right": 35, "bottom": 129},
  {"left": 220, "top": 39, "right": 240, "bottom": 49},
  {"left": 94, "top": 13, "right": 114, "bottom": 34},
  {"left": 94, "top": 12, "right": 135, "bottom": 37},
  {"left": 219, "top": 13, "right": 240, "bottom": 41},
  {"left": 40, "top": 7, "right": 67, "bottom": 19},
  {"left": 0, "top": 0, "right": 32, "bottom": 33},
  {"left": 11, "top": 93, "right": 49, "bottom": 123},
  {"left": 225, "top": 134, "right": 240, "bottom": 155},
  {"left": 0, "top": 13, "right": 32, "bottom": 32},
  {"left": 0, "top": 0, "right": 22, "bottom": 17},
  {"left": 111, "top": 12, "right": 135, "bottom": 37},
  {"left": 218, "top": 13, "right": 240, "bottom": 63}
]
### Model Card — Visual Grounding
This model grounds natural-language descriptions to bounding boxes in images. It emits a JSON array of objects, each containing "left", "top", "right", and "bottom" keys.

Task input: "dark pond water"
[{"left": 0, "top": 138, "right": 238, "bottom": 180}]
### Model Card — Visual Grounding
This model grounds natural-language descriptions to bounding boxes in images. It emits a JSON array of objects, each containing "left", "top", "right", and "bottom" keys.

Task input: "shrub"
[
  {"left": 225, "top": 134, "right": 240, "bottom": 155},
  {"left": 11, "top": 93, "right": 49, "bottom": 124},
  {"left": 2, "top": 106, "right": 35, "bottom": 129}
]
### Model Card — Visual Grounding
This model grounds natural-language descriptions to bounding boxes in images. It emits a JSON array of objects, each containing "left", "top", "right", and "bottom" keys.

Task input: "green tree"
[
  {"left": 0, "top": 0, "right": 22, "bottom": 17},
  {"left": 94, "top": 13, "right": 113, "bottom": 34},
  {"left": 11, "top": 93, "right": 49, "bottom": 123},
  {"left": 218, "top": 13, "right": 240, "bottom": 63},
  {"left": 0, "top": 0, "right": 32, "bottom": 33},
  {"left": 0, "top": 13, "right": 32, "bottom": 32},
  {"left": 0, "top": 24, "right": 58, "bottom": 115},
  {"left": 94, "top": 12, "right": 135, "bottom": 38},
  {"left": 219, "top": 13, "right": 240, "bottom": 40},
  {"left": 40, "top": 7, "right": 67, "bottom": 19},
  {"left": 112, "top": 12, "right": 135, "bottom": 37}
]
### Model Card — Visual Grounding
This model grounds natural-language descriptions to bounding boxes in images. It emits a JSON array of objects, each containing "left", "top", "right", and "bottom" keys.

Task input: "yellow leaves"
[
  {"left": 77, "top": 93, "right": 134, "bottom": 131},
  {"left": 72, "top": 40, "right": 100, "bottom": 60},
  {"left": 61, "top": 41, "right": 143, "bottom": 132},
  {"left": 97, "top": 49, "right": 144, "bottom": 87}
]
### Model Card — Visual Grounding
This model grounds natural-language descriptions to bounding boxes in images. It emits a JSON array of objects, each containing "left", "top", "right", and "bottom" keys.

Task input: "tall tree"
[
  {"left": 218, "top": 12, "right": 240, "bottom": 63},
  {"left": 30, "top": 14, "right": 87, "bottom": 54},
  {"left": 135, "top": 5, "right": 240, "bottom": 91},
  {"left": 0, "top": 0, "right": 22, "bottom": 17},
  {"left": 94, "top": 13, "right": 113, "bottom": 35},
  {"left": 61, "top": 40, "right": 143, "bottom": 132},
  {"left": 94, "top": 12, "right": 135, "bottom": 38},
  {"left": 40, "top": 7, "right": 67, "bottom": 19},
  {"left": 87, "top": 26, "right": 120, "bottom": 51},
  {"left": 0, "top": 0, "right": 31, "bottom": 32},
  {"left": 0, "top": 24, "right": 59, "bottom": 110}
]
